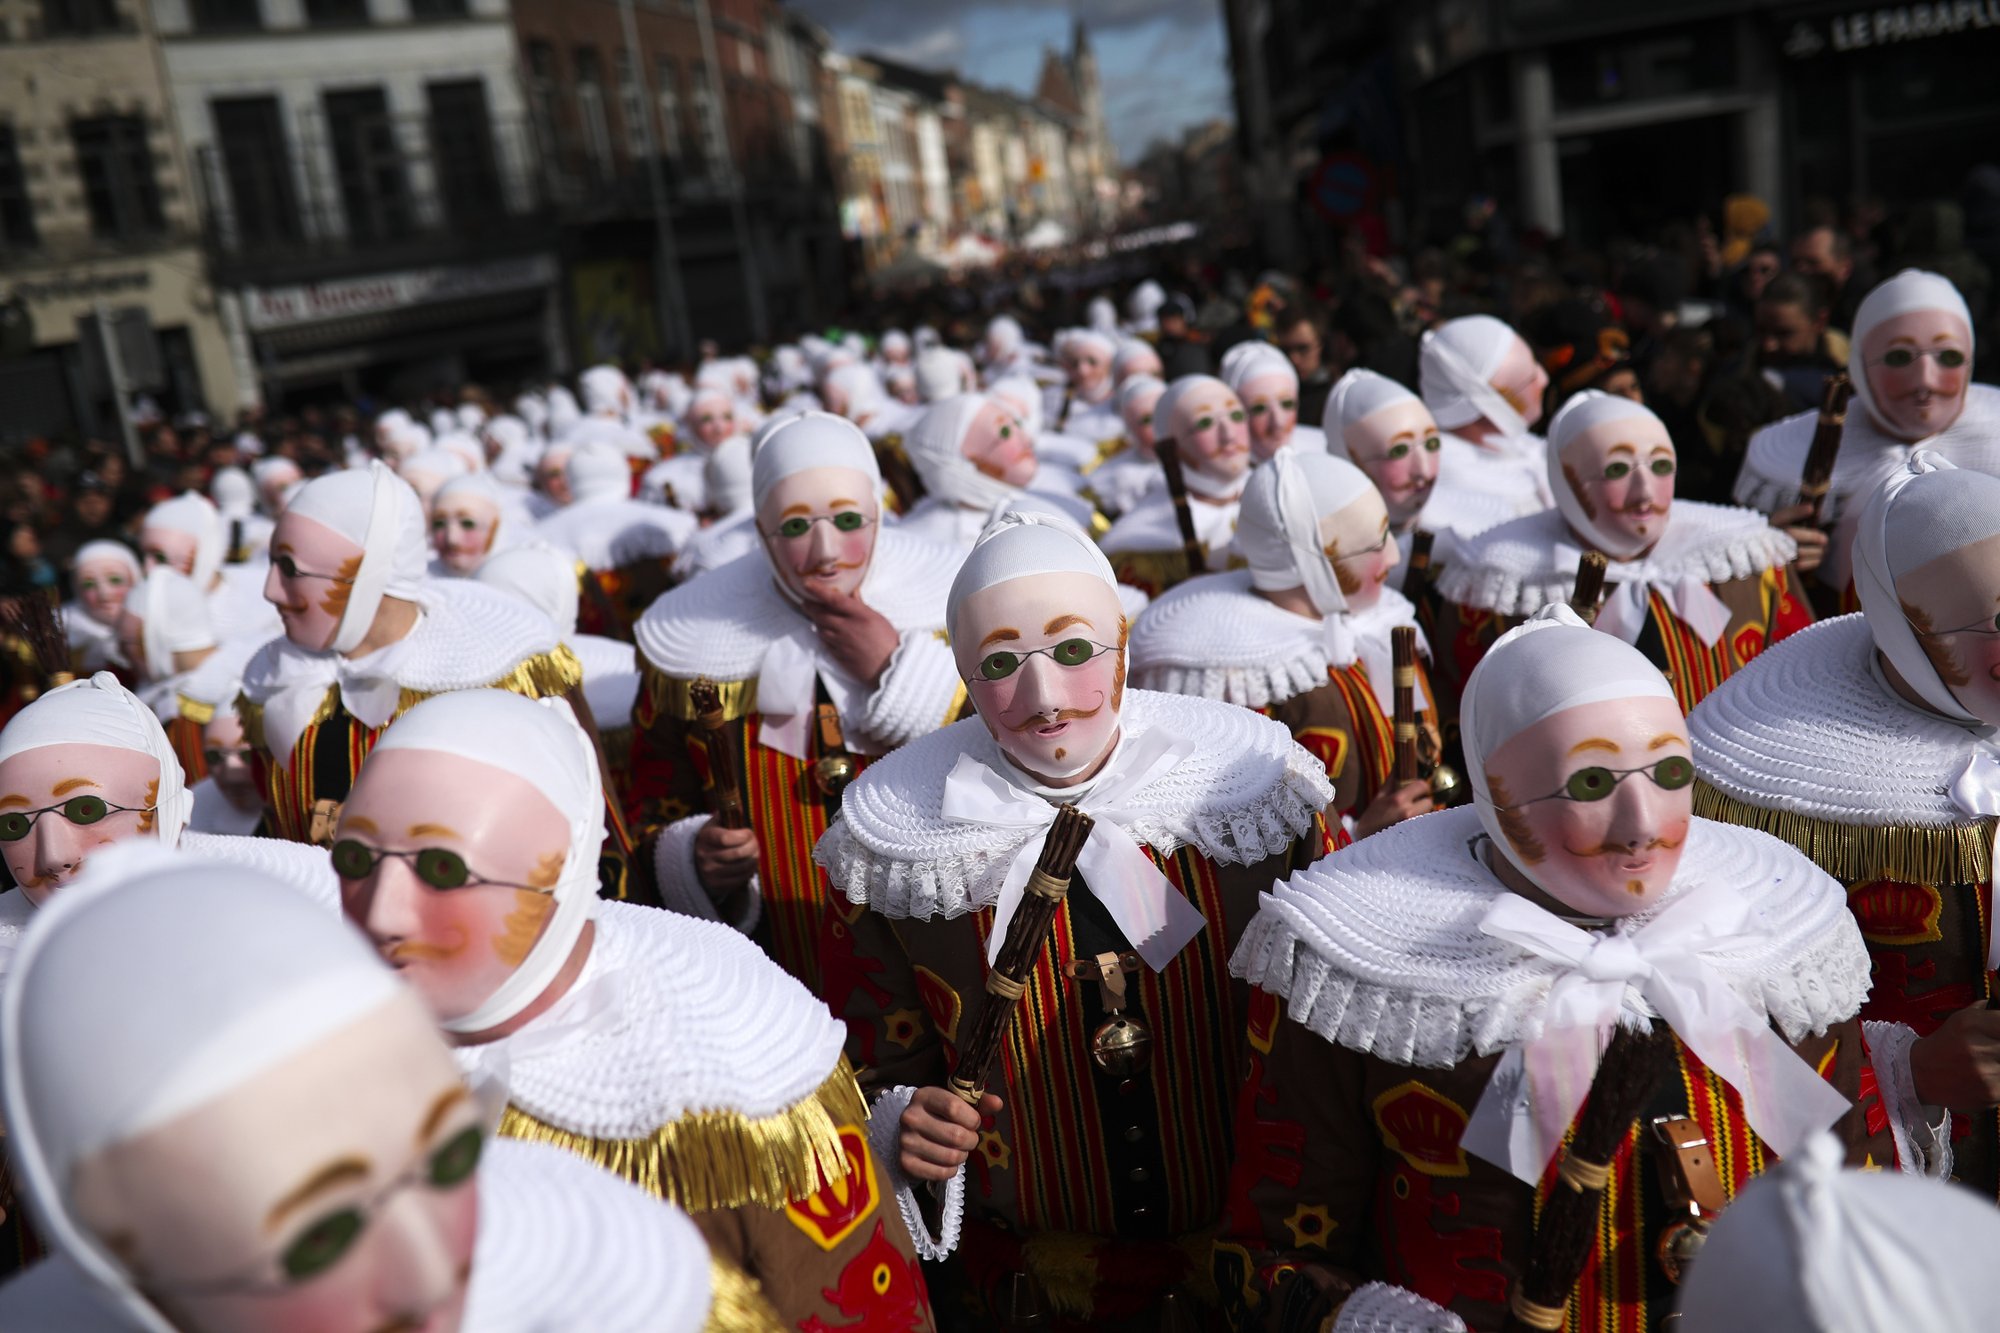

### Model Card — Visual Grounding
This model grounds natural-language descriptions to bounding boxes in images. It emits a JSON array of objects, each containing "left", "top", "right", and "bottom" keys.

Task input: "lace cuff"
[
  {"left": 861, "top": 631, "right": 963, "bottom": 750},
  {"left": 865, "top": 1085, "right": 964, "bottom": 1261},
  {"left": 1863, "top": 1019, "right": 1953, "bottom": 1178},
  {"left": 651, "top": 813, "right": 762, "bottom": 935},
  {"left": 1332, "top": 1283, "right": 1467, "bottom": 1333}
]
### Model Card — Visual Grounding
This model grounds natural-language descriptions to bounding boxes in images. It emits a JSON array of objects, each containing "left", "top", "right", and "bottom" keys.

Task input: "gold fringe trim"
[
  {"left": 176, "top": 693, "right": 217, "bottom": 727},
  {"left": 1694, "top": 780, "right": 1994, "bottom": 884},
  {"left": 704, "top": 1257, "right": 785, "bottom": 1332},
  {"left": 496, "top": 1056, "right": 869, "bottom": 1214},
  {"left": 238, "top": 647, "right": 584, "bottom": 754},
  {"left": 647, "top": 666, "right": 760, "bottom": 724},
  {"left": 1019, "top": 1224, "right": 1220, "bottom": 1319}
]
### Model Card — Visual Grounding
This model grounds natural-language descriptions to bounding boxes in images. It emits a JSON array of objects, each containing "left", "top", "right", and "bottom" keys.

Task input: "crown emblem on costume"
[
  {"left": 1372, "top": 1080, "right": 1471, "bottom": 1178},
  {"left": 1846, "top": 879, "right": 1944, "bottom": 947}
]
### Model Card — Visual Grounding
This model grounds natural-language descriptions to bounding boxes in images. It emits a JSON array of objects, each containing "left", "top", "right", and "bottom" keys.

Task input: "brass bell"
[
  {"left": 1658, "top": 1217, "right": 1710, "bottom": 1284},
  {"left": 1089, "top": 1013, "right": 1153, "bottom": 1077},
  {"left": 812, "top": 754, "right": 857, "bottom": 798},
  {"left": 1427, "top": 762, "right": 1466, "bottom": 807}
]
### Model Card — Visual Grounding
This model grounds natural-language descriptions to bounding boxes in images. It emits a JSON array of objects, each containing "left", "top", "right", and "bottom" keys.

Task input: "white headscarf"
[
  {"left": 564, "top": 440, "right": 634, "bottom": 505},
  {"left": 0, "top": 672, "right": 194, "bottom": 847},
  {"left": 208, "top": 467, "right": 255, "bottom": 519},
  {"left": 1111, "top": 340, "right": 1161, "bottom": 385},
  {"left": 947, "top": 506, "right": 1119, "bottom": 648},
  {"left": 1236, "top": 450, "right": 1365, "bottom": 614},
  {"left": 433, "top": 431, "right": 487, "bottom": 475},
  {"left": 483, "top": 416, "right": 538, "bottom": 489},
  {"left": 286, "top": 462, "right": 431, "bottom": 655},
  {"left": 1127, "top": 280, "right": 1165, "bottom": 331},
  {"left": 477, "top": 543, "right": 581, "bottom": 638},
  {"left": 1848, "top": 269, "right": 1976, "bottom": 439},
  {"left": 1675, "top": 1131, "right": 2000, "bottom": 1332},
  {"left": 826, "top": 362, "right": 889, "bottom": 427},
  {"left": 1854, "top": 450, "right": 2000, "bottom": 727},
  {"left": 72, "top": 542, "right": 141, "bottom": 625},
  {"left": 1322, "top": 367, "right": 1422, "bottom": 459},
  {"left": 1, "top": 844, "right": 403, "bottom": 1333},
  {"left": 432, "top": 471, "right": 515, "bottom": 558},
  {"left": 1086, "top": 298, "right": 1118, "bottom": 335},
  {"left": 370, "top": 689, "right": 603, "bottom": 1033},
  {"left": 1116, "top": 373, "right": 1165, "bottom": 428},
  {"left": 749, "top": 411, "right": 881, "bottom": 512},
  {"left": 580, "top": 365, "right": 634, "bottom": 420},
  {"left": 704, "top": 434, "right": 754, "bottom": 514},
  {"left": 131, "top": 569, "right": 216, "bottom": 682},
  {"left": 1220, "top": 341, "right": 1298, "bottom": 396},
  {"left": 250, "top": 457, "right": 302, "bottom": 512},
  {"left": 141, "top": 493, "right": 224, "bottom": 591},
  {"left": 1420, "top": 314, "right": 1527, "bottom": 436},
  {"left": 1459, "top": 604, "right": 1676, "bottom": 887},
  {"left": 914, "top": 347, "right": 963, "bottom": 403},
  {"left": 907, "top": 393, "right": 1020, "bottom": 512},
  {"left": 1545, "top": 390, "right": 1666, "bottom": 559},
  {"left": 398, "top": 446, "right": 471, "bottom": 494},
  {"left": 985, "top": 315, "right": 1025, "bottom": 361}
]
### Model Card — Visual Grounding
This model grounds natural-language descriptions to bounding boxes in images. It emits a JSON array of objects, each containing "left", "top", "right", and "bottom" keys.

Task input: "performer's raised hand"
[
  {"left": 803, "top": 586, "right": 900, "bottom": 685},
  {"left": 900, "top": 1086, "right": 1003, "bottom": 1181}
]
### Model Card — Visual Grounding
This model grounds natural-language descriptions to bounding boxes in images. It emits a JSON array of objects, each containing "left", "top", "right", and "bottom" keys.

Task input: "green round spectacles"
[
  {"left": 0, "top": 795, "right": 155, "bottom": 842},
  {"left": 972, "top": 637, "right": 1116, "bottom": 682},
  {"left": 1876, "top": 346, "right": 1967, "bottom": 370},
  {"left": 1495, "top": 756, "right": 1696, "bottom": 809},
  {"left": 769, "top": 511, "right": 871, "bottom": 540},
  {"left": 330, "top": 839, "right": 546, "bottom": 893}
]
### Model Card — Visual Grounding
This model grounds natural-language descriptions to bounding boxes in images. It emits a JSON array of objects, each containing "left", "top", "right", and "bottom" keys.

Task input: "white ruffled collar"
[
  {"left": 534, "top": 495, "right": 694, "bottom": 570},
  {"left": 632, "top": 527, "right": 959, "bottom": 681},
  {"left": 1688, "top": 613, "right": 1989, "bottom": 827},
  {"left": 1229, "top": 806, "right": 1868, "bottom": 1069},
  {"left": 1737, "top": 383, "right": 2000, "bottom": 515},
  {"left": 1438, "top": 499, "right": 1794, "bottom": 616},
  {"left": 454, "top": 902, "right": 849, "bottom": 1139},
  {"left": 816, "top": 688, "right": 1333, "bottom": 921},
  {"left": 1098, "top": 491, "right": 1239, "bottom": 558}
]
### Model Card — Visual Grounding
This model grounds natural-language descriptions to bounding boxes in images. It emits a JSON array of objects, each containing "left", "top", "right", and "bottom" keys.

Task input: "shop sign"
[
  {"left": 5, "top": 268, "right": 152, "bottom": 305},
  {"left": 1783, "top": 1, "right": 2000, "bottom": 57},
  {"left": 244, "top": 255, "right": 555, "bottom": 331}
]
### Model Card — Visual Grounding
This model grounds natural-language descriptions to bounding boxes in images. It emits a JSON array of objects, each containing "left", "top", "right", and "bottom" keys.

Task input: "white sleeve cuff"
[
  {"left": 652, "top": 813, "right": 762, "bottom": 935},
  {"left": 1332, "top": 1282, "right": 1467, "bottom": 1333},
  {"left": 860, "top": 631, "right": 963, "bottom": 750},
  {"left": 1863, "top": 1019, "right": 1953, "bottom": 1179},
  {"left": 865, "top": 1085, "right": 964, "bottom": 1261}
]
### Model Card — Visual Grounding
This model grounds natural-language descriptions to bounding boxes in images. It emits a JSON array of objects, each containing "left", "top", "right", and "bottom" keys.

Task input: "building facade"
[
  {"left": 0, "top": 0, "right": 243, "bottom": 443},
  {"left": 153, "top": 0, "right": 558, "bottom": 409}
]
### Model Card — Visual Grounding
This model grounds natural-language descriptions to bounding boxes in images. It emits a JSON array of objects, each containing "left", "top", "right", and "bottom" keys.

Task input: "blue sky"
[{"left": 787, "top": 0, "right": 1234, "bottom": 164}]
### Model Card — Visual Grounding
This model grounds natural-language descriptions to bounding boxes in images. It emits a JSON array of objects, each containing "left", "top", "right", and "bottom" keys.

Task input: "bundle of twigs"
[{"left": 5, "top": 590, "right": 74, "bottom": 698}]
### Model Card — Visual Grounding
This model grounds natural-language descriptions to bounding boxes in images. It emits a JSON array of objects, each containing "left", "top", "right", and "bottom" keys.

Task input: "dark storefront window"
[
  {"left": 189, "top": 0, "right": 261, "bottom": 30},
  {"left": 324, "top": 87, "right": 413, "bottom": 243},
  {"left": 39, "top": 0, "right": 122, "bottom": 37},
  {"left": 427, "top": 80, "right": 505, "bottom": 231},
  {"left": 304, "top": 0, "right": 369, "bottom": 27},
  {"left": 1550, "top": 20, "right": 1737, "bottom": 112},
  {"left": 71, "top": 115, "right": 165, "bottom": 240},
  {"left": 212, "top": 96, "right": 301, "bottom": 246},
  {"left": 409, "top": 0, "right": 468, "bottom": 17},
  {"left": 0, "top": 125, "right": 36, "bottom": 250}
]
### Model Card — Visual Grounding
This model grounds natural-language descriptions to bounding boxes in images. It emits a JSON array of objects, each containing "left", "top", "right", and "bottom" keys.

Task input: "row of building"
[{"left": 0, "top": 0, "right": 1121, "bottom": 441}]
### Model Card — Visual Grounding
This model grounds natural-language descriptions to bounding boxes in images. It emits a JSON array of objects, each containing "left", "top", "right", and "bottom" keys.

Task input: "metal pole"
[
  {"left": 94, "top": 304, "right": 142, "bottom": 467},
  {"left": 693, "top": 0, "right": 768, "bottom": 344},
  {"left": 617, "top": 0, "right": 694, "bottom": 362}
]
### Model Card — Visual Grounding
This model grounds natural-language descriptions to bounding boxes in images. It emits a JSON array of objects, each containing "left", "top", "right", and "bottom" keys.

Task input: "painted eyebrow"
[
  {"left": 274, "top": 543, "right": 294, "bottom": 556},
  {"left": 1886, "top": 335, "right": 1919, "bottom": 347},
  {"left": 343, "top": 815, "right": 379, "bottom": 835},
  {"left": 1387, "top": 429, "right": 1419, "bottom": 442},
  {"left": 1648, "top": 734, "right": 1685, "bottom": 751},
  {"left": 0, "top": 796, "right": 27, "bottom": 811},
  {"left": 1043, "top": 614, "right": 1090, "bottom": 635},
  {"left": 408, "top": 823, "right": 458, "bottom": 840},
  {"left": 1606, "top": 443, "right": 1638, "bottom": 456},
  {"left": 780, "top": 504, "right": 812, "bottom": 517},
  {"left": 828, "top": 498, "right": 861, "bottom": 507},
  {"left": 50, "top": 778, "right": 100, "bottom": 797},
  {"left": 1567, "top": 738, "right": 1620, "bottom": 755},
  {"left": 979, "top": 627, "right": 1021, "bottom": 649},
  {"left": 417, "top": 1085, "right": 472, "bottom": 1146},
  {"left": 265, "top": 1156, "right": 371, "bottom": 1232}
]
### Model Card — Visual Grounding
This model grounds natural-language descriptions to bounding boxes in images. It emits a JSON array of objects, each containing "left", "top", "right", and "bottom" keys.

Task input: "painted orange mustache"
[
  {"left": 1004, "top": 700, "right": 1103, "bottom": 733},
  {"left": 384, "top": 935, "right": 465, "bottom": 963},
  {"left": 1566, "top": 832, "right": 1686, "bottom": 858}
]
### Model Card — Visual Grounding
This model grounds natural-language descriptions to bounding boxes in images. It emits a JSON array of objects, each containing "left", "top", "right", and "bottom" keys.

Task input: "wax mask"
[
  {"left": 1489, "top": 335, "right": 1550, "bottom": 429},
  {"left": 821, "top": 381, "right": 851, "bottom": 419},
  {"left": 336, "top": 748, "right": 568, "bottom": 1024},
  {"left": 1319, "top": 489, "right": 1399, "bottom": 612},
  {"left": 535, "top": 449, "right": 574, "bottom": 506},
  {"left": 259, "top": 466, "right": 302, "bottom": 516},
  {"left": 141, "top": 526, "right": 199, "bottom": 580},
  {"left": 956, "top": 571, "right": 1125, "bottom": 784},
  {"left": 1121, "top": 383, "right": 1164, "bottom": 456},
  {"left": 757, "top": 465, "right": 879, "bottom": 603},
  {"left": 204, "top": 711, "right": 262, "bottom": 811},
  {"left": 77, "top": 556, "right": 137, "bottom": 627},
  {"left": 990, "top": 386, "right": 1041, "bottom": 446},
  {"left": 1170, "top": 386, "right": 1251, "bottom": 483},
  {"left": 1066, "top": 344, "right": 1110, "bottom": 400},
  {"left": 1895, "top": 529, "right": 2000, "bottom": 725},
  {"left": 0, "top": 742, "right": 161, "bottom": 904},
  {"left": 1863, "top": 310, "right": 1972, "bottom": 442},
  {"left": 692, "top": 397, "right": 736, "bottom": 449},
  {"left": 69, "top": 991, "right": 482, "bottom": 1333},
  {"left": 1481, "top": 696, "right": 1694, "bottom": 918},
  {"left": 1342, "top": 399, "right": 1441, "bottom": 527},
  {"left": 429, "top": 495, "right": 500, "bottom": 575},
  {"left": 264, "top": 512, "right": 364, "bottom": 653},
  {"left": 1116, "top": 346, "right": 1163, "bottom": 384},
  {"left": 1239, "top": 372, "right": 1300, "bottom": 461},
  {"left": 963, "top": 401, "right": 1037, "bottom": 489},
  {"left": 1560, "top": 416, "right": 1676, "bottom": 559}
]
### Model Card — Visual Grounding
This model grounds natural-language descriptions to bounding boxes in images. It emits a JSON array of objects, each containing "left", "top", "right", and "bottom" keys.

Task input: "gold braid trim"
[
  {"left": 704, "top": 1257, "right": 785, "bottom": 1332},
  {"left": 176, "top": 693, "right": 217, "bottom": 727},
  {"left": 495, "top": 1056, "right": 868, "bottom": 1213},
  {"left": 646, "top": 665, "right": 759, "bottom": 724},
  {"left": 1694, "top": 780, "right": 1994, "bottom": 885},
  {"left": 1078, "top": 436, "right": 1128, "bottom": 476}
]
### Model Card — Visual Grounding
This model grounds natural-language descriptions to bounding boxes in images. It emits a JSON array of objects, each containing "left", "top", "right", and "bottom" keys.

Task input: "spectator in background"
[
  {"left": 1791, "top": 223, "right": 1866, "bottom": 333},
  {"left": 43, "top": 473, "right": 126, "bottom": 587},
  {"left": 1754, "top": 271, "right": 1847, "bottom": 414},
  {"left": 1, "top": 522, "right": 57, "bottom": 599},
  {"left": 1274, "top": 304, "right": 1335, "bottom": 426},
  {"left": 1154, "top": 292, "right": 1213, "bottom": 378},
  {"left": 1722, "top": 241, "right": 1784, "bottom": 322},
  {"left": 1529, "top": 296, "right": 1641, "bottom": 417}
]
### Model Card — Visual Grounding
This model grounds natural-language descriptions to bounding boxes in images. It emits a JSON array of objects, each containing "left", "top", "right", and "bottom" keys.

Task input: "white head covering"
[
  {"left": 130, "top": 568, "right": 216, "bottom": 682},
  {"left": 1322, "top": 367, "right": 1422, "bottom": 460},
  {"left": 370, "top": 690, "right": 603, "bottom": 1033},
  {"left": 989, "top": 374, "right": 1046, "bottom": 439},
  {"left": 476, "top": 543, "right": 580, "bottom": 638},
  {"left": 704, "top": 435, "right": 754, "bottom": 514},
  {"left": 483, "top": 415, "right": 538, "bottom": 488},
  {"left": 915, "top": 347, "right": 964, "bottom": 403},
  {"left": 565, "top": 440, "right": 633, "bottom": 506},
  {"left": 1854, "top": 450, "right": 2000, "bottom": 727},
  {"left": 1060, "top": 329, "right": 1116, "bottom": 363},
  {"left": 433, "top": 431, "right": 487, "bottom": 475},
  {"left": 947, "top": 507, "right": 1118, "bottom": 645},
  {"left": 1220, "top": 341, "right": 1299, "bottom": 396},
  {"left": 456, "top": 402, "right": 487, "bottom": 432},
  {"left": 1111, "top": 339, "right": 1161, "bottom": 385},
  {"left": 579, "top": 365, "right": 633, "bottom": 420},
  {"left": 1116, "top": 373, "right": 1165, "bottom": 428},
  {"left": 985, "top": 315, "right": 1025, "bottom": 360},
  {"left": 249, "top": 457, "right": 302, "bottom": 512},
  {"left": 1420, "top": 314, "right": 1527, "bottom": 436},
  {"left": 1154, "top": 374, "right": 1246, "bottom": 497},
  {"left": 881, "top": 329, "right": 912, "bottom": 357},
  {"left": 0, "top": 672, "right": 193, "bottom": 847},
  {"left": 1086, "top": 297, "right": 1118, "bottom": 334},
  {"left": 1675, "top": 1131, "right": 2000, "bottom": 1331},
  {"left": 286, "top": 461, "right": 431, "bottom": 655},
  {"left": 208, "top": 467, "right": 255, "bottom": 519},
  {"left": 398, "top": 446, "right": 470, "bottom": 494},
  {"left": 1459, "top": 604, "right": 1677, "bottom": 886},
  {"left": 1127, "top": 280, "right": 1165, "bottom": 331},
  {"left": 907, "top": 394, "right": 1020, "bottom": 511},
  {"left": 547, "top": 386, "right": 582, "bottom": 438},
  {"left": 432, "top": 471, "right": 514, "bottom": 557},
  {"left": 1848, "top": 269, "right": 1977, "bottom": 438},
  {"left": 1544, "top": 390, "right": 1667, "bottom": 559},
  {"left": 141, "top": 493, "right": 224, "bottom": 591},
  {"left": 681, "top": 385, "right": 735, "bottom": 438},
  {"left": 1236, "top": 451, "right": 1373, "bottom": 614},
  {"left": 429, "top": 408, "right": 457, "bottom": 439},
  {"left": 73, "top": 540, "right": 141, "bottom": 596},
  {"left": 1, "top": 845, "right": 404, "bottom": 1333},
  {"left": 749, "top": 412, "right": 881, "bottom": 511},
  {"left": 825, "top": 362, "right": 889, "bottom": 425}
]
